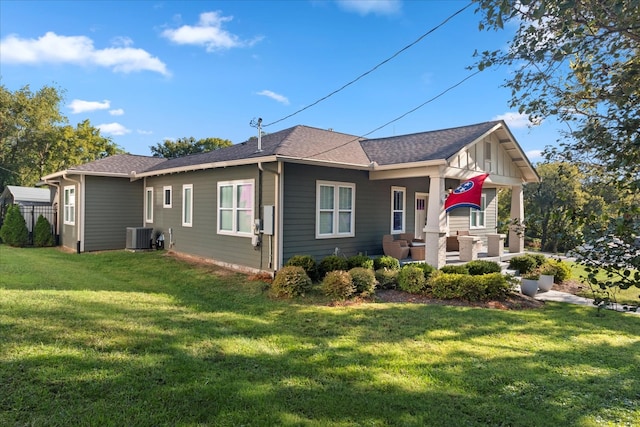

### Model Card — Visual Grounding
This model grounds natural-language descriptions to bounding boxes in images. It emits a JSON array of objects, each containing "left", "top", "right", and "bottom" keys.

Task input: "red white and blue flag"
[{"left": 444, "top": 173, "right": 489, "bottom": 213}]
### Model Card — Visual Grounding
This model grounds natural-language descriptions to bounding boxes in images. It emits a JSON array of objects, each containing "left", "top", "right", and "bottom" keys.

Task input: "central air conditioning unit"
[{"left": 126, "top": 227, "right": 153, "bottom": 249}]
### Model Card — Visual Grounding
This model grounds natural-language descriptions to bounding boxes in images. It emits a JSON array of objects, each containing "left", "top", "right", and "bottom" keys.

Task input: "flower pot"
[
  {"left": 538, "top": 274, "right": 554, "bottom": 292},
  {"left": 520, "top": 278, "right": 539, "bottom": 297}
]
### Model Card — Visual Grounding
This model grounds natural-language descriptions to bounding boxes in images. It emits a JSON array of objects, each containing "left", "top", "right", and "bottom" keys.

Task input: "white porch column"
[
  {"left": 423, "top": 169, "right": 448, "bottom": 268},
  {"left": 509, "top": 184, "right": 525, "bottom": 254}
]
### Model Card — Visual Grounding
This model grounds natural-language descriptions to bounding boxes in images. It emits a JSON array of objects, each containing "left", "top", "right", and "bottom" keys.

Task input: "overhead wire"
[{"left": 262, "top": 1, "right": 474, "bottom": 128}]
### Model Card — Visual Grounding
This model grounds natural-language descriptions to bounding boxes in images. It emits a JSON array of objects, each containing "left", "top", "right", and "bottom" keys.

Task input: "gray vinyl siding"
[
  {"left": 145, "top": 163, "right": 277, "bottom": 271},
  {"left": 282, "top": 163, "right": 430, "bottom": 263},
  {"left": 84, "top": 176, "right": 144, "bottom": 251}
]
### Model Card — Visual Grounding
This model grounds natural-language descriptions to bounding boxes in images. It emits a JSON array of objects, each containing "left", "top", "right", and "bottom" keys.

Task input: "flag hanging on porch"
[{"left": 444, "top": 173, "right": 489, "bottom": 212}]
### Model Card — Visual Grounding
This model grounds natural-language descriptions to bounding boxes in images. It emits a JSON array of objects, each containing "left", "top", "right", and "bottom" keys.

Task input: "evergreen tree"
[{"left": 0, "top": 205, "right": 29, "bottom": 247}]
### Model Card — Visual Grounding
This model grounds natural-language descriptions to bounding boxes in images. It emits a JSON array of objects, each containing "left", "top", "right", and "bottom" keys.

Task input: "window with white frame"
[
  {"left": 182, "top": 184, "right": 193, "bottom": 227},
  {"left": 163, "top": 186, "right": 172, "bottom": 208},
  {"left": 391, "top": 186, "right": 406, "bottom": 234},
  {"left": 145, "top": 187, "right": 153, "bottom": 223},
  {"left": 316, "top": 180, "right": 355, "bottom": 238},
  {"left": 63, "top": 185, "right": 75, "bottom": 225},
  {"left": 217, "top": 180, "right": 254, "bottom": 236},
  {"left": 470, "top": 194, "right": 487, "bottom": 228}
]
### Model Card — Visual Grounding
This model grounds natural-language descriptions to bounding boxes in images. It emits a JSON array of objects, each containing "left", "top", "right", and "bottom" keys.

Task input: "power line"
[
  {"left": 306, "top": 69, "right": 483, "bottom": 159},
  {"left": 263, "top": 2, "right": 474, "bottom": 128}
]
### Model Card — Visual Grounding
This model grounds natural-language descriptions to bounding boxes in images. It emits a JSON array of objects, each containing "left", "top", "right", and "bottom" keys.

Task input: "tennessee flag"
[{"left": 444, "top": 173, "right": 489, "bottom": 213}]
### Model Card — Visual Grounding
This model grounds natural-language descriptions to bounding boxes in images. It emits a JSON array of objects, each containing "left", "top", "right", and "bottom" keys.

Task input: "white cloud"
[
  {"left": 0, "top": 31, "right": 170, "bottom": 76},
  {"left": 336, "top": 0, "right": 401, "bottom": 15},
  {"left": 526, "top": 149, "right": 543, "bottom": 161},
  {"left": 256, "top": 90, "right": 289, "bottom": 105},
  {"left": 97, "top": 122, "right": 131, "bottom": 136},
  {"left": 68, "top": 99, "right": 110, "bottom": 114},
  {"left": 161, "top": 11, "right": 263, "bottom": 51},
  {"left": 137, "top": 129, "right": 153, "bottom": 135},
  {"left": 109, "top": 109, "right": 125, "bottom": 116},
  {"left": 492, "top": 112, "right": 538, "bottom": 129}
]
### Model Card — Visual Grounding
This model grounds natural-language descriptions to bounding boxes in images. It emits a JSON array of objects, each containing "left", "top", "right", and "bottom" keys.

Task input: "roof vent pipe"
[{"left": 257, "top": 117, "right": 263, "bottom": 152}]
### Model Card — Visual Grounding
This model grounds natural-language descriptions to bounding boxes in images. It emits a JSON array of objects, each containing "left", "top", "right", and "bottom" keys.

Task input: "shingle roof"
[
  {"left": 145, "top": 125, "right": 369, "bottom": 172},
  {"left": 360, "top": 121, "right": 500, "bottom": 166},
  {"left": 69, "top": 154, "right": 167, "bottom": 174}
]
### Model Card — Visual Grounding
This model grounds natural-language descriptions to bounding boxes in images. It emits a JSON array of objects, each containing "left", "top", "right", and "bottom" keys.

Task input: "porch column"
[
  {"left": 509, "top": 185, "right": 525, "bottom": 254},
  {"left": 423, "top": 169, "right": 448, "bottom": 268}
]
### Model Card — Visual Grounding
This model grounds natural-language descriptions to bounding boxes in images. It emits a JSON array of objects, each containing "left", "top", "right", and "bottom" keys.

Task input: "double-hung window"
[
  {"left": 316, "top": 180, "right": 355, "bottom": 238},
  {"left": 163, "top": 186, "right": 172, "bottom": 208},
  {"left": 218, "top": 179, "right": 254, "bottom": 236},
  {"left": 145, "top": 187, "right": 153, "bottom": 223},
  {"left": 391, "top": 186, "right": 406, "bottom": 234},
  {"left": 182, "top": 184, "right": 193, "bottom": 227},
  {"left": 470, "top": 194, "right": 486, "bottom": 228},
  {"left": 63, "top": 185, "right": 75, "bottom": 225}
]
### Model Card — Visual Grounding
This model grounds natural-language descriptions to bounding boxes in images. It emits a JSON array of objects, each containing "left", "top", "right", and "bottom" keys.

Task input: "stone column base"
[
  {"left": 487, "top": 233, "right": 506, "bottom": 257},
  {"left": 424, "top": 230, "right": 446, "bottom": 269},
  {"left": 458, "top": 235, "right": 481, "bottom": 262}
]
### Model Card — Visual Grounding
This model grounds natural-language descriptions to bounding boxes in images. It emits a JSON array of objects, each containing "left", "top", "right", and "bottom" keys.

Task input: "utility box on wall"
[
  {"left": 126, "top": 227, "right": 153, "bottom": 249},
  {"left": 262, "top": 205, "right": 274, "bottom": 235}
]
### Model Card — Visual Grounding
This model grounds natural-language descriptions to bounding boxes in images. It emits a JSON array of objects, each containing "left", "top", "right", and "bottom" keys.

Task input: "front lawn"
[
  {"left": 1, "top": 246, "right": 639, "bottom": 426},
  {"left": 569, "top": 262, "right": 640, "bottom": 307}
]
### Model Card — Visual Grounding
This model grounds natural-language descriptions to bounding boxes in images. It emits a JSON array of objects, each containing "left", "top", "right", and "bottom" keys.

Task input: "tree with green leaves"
[
  {"left": 474, "top": 0, "right": 640, "bottom": 190},
  {"left": 473, "top": 0, "right": 640, "bottom": 306},
  {"left": 150, "top": 136, "right": 233, "bottom": 158},
  {"left": 0, "top": 84, "right": 122, "bottom": 192}
]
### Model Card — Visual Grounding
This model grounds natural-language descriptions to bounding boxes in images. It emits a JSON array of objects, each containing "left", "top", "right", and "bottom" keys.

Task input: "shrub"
[
  {"left": 508, "top": 255, "right": 538, "bottom": 275},
  {"left": 318, "top": 255, "right": 349, "bottom": 279},
  {"left": 373, "top": 255, "right": 400, "bottom": 271},
  {"left": 440, "top": 265, "right": 469, "bottom": 275},
  {"left": 285, "top": 255, "right": 319, "bottom": 282},
  {"left": 430, "top": 272, "right": 511, "bottom": 301},
  {"left": 270, "top": 266, "right": 312, "bottom": 298},
  {"left": 349, "top": 267, "right": 377, "bottom": 296},
  {"left": 347, "top": 254, "right": 374, "bottom": 270},
  {"left": 412, "top": 262, "right": 435, "bottom": 279},
  {"left": 540, "top": 259, "right": 572, "bottom": 283},
  {"left": 375, "top": 268, "right": 399, "bottom": 289},
  {"left": 529, "top": 253, "right": 548, "bottom": 267},
  {"left": 34, "top": 214, "right": 54, "bottom": 247},
  {"left": 0, "top": 205, "right": 29, "bottom": 247},
  {"left": 397, "top": 264, "right": 427, "bottom": 294},
  {"left": 321, "top": 270, "right": 355, "bottom": 300},
  {"left": 465, "top": 260, "right": 502, "bottom": 275}
]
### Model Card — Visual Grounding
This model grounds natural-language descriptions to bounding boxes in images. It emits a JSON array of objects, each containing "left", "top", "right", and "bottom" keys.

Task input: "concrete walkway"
[{"left": 522, "top": 287, "right": 640, "bottom": 315}]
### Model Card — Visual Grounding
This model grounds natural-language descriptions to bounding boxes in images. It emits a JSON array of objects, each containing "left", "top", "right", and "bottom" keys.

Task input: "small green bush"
[
  {"left": 508, "top": 255, "right": 538, "bottom": 275},
  {"left": 529, "top": 253, "right": 547, "bottom": 267},
  {"left": 0, "top": 205, "right": 29, "bottom": 247},
  {"left": 347, "top": 254, "right": 374, "bottom": 270},
  {"left": 34, "top": 214, "right": 54, "bottom": 247},
  {"left": 373, "top": 255, "right": 400, "bottom": 270},
  {"left": 375, "top": 268, "right": 398, "bottom": 289},
  {"left": 285, "top": 255, "right": 319, "bottom": 282},
  {"left": 349, "top": 267, "right": 377, "bottom": 296},
  {"left": 465, "top": 260, "right": 502, "bottom": 275},
  {"left": 270, "top": 266, "right": 312, "bottom": 298},
  {"left": 412, "top": 262, "right": 435, "bottom": 279},
  {"left": 430, "top": 272, "right": 511, "bottom": 302},
  {"left": 321, "top": 270, "right": 355, "bottom": 300},
  {"left": 440, "top": 265, "right": 469, "bottom": 275},
  {"left": 318, "top": 255, "right": 349, "bottom": 279},
  {"left": 397, "top": 264, "right": 427, "bottom": 294},
  {"left": 540, "top": 259, "right": 572, "bottom": 283}
]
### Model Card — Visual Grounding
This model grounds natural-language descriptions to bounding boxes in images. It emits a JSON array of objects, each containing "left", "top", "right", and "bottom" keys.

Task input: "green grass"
[
  {"left": 1, "top": 246, "right": 639, "bottom": 426},
  {"left": 569, "top": 262, "right": 640, "bottom": 307}
]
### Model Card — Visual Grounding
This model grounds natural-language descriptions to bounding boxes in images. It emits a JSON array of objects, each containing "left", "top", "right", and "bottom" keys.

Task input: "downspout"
[{"left": 258, "top": 161, "right": 282, "bottom": 271}]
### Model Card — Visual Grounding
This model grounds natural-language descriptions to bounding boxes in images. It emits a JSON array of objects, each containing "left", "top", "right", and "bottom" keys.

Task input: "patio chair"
[{"left": 382, "top": 234, "right": 410, "bottom": 260}]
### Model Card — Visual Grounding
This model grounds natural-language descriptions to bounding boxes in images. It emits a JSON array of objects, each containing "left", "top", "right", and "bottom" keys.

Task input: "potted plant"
[
  {"left": 520, "top": 271, "right": 540, "bottom": 297},
  {"left": 537, "top": 264, "right": 555, "bottom": 292}
]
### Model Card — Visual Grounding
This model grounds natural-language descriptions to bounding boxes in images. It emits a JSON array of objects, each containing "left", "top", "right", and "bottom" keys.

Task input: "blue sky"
[{"left": 1, "top": 0, "right": 561, "bottom": 160}]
